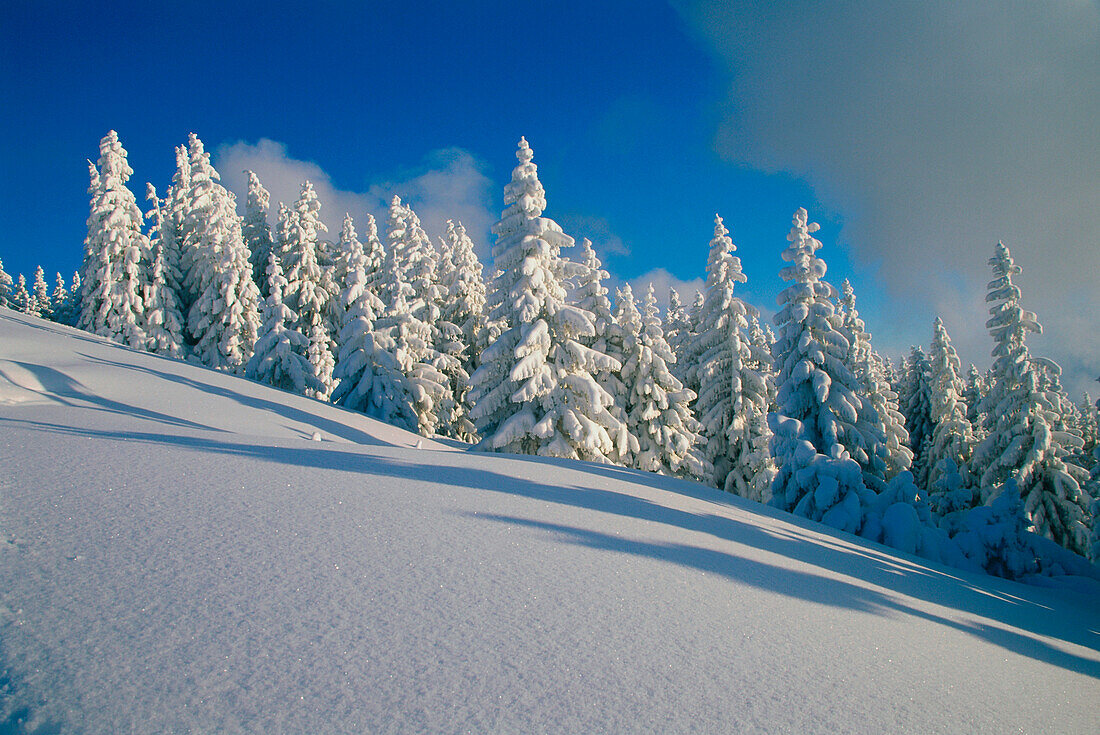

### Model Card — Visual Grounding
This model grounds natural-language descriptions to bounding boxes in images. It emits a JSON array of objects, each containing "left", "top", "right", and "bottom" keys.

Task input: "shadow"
[
  {"left": 0, "top": 309, "right": 107, "bottom": 349},
  {"left": 4, "top": 393, "right": 1098, "bottom": 677},
  {"left": 75, "top": 352, "right": 389, "bottom": 447},
  {"left": 466, "top": 513, "right": 1100, "bottom": 679},
  {"left": 0, "top": 361, "right": 224, "bottom": 434}
]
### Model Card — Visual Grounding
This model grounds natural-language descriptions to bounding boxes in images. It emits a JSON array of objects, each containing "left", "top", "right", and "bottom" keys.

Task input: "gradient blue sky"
[{"left": 2, "top": 1, "right": 1096, "bottom": 395}]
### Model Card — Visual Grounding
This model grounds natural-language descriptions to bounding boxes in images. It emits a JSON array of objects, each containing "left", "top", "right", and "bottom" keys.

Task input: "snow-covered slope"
[{"left": 1, "top": 309, "right": 1097, "bottom": 734}]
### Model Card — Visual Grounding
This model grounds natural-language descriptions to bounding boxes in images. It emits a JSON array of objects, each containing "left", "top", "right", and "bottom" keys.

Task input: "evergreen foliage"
[
  {"left": 769, "top": 208, "right": 875, "bottom": 532},
  {"left": 468, "top": 138, "right": 623, "bottom": 461},
  {"left": 78, "top": 131, "right": 149, "bottom": 348}
]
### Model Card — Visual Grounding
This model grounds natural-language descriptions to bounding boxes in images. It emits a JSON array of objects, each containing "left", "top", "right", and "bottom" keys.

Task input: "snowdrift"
[{"left": 1, "top": 310, "right": 1097, "bottom": 733}]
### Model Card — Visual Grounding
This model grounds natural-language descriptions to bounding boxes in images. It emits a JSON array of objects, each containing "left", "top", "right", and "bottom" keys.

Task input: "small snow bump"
[{"left": 310, "top": 431, "right": 322, "bottom": 441}]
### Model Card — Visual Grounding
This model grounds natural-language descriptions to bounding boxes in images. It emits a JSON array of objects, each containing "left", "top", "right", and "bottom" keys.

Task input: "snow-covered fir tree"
[
  {"left": 14, "top": 275, "right": 35, "bottom": 316},
  {"left": 623, "top": 283, "right": 710, "bottom": 480},
  {"left": 692, "top": 215, "right": 774, "bottom": 498},
  {"left": 179, "top": 134, "right": 261, "bottom": 372},
  {"left": 568, "top": 239, "right": 634, "bottom": 462},
  {"left": 277, "top": 181, "right": 335, "bottom": 399},
  {"left": 385, "top": 195, "right": 438, "bottom": 304},
  {"left": 604, "top": 285, "right": 642, "bottom": 464},
  {"left": 468, "top": 138, "right": 623, "bottom": 461},
  {"left": 439, "top": 219, "right": 487, "bottom": 376},
  {"left": 245, "top": 252, "right": 323, "bottom": 396},
  {"left": 963, "top": 364, "right": 987, "bottom": 439},
  {"left": 50, "top": 273, "right": 71, "bottom": 324},
  {"left": 768, "top": 208, "right": 876, "bottom": 533},
  {"left": 31, "top": 266, "right": 51, "bottom": 319},
  {"left": 970, "top": 242, "right": 1091, "bottom": 555},
  {"left": 330, "top": 221, "right": 390, "bottom": 416},
  {"left": 243, "top": 171, "right": 275, "bottom": 296},
  {"left": 167, "top": 144, "right": 194, "bottom": 308},
  {"left": 142, "top": 184, "right": 186, "bottom": 357},
  {"left": 838, "top": 279, "right": 912, "bottom": 490},
  {"left": 0, "top": 258, "right": 12, "bottom": 307},
  {"left": 143, "top": 241, "right": 187, "bottom": 358},
  {"left": 899, "top": 345, "right": 934, "bottom": 486},
  {"left": 663, "top": 287, "right": 693, "bottom": 385},
  {"left": 925, "top": 317, "right": 975, "bottom": 500},
  {"left": 78, "top": 131, "right": 149, "bottom": 348}
]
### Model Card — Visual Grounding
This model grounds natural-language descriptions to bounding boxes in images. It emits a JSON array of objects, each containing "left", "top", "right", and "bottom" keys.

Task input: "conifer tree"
[
  {"left": 439, "top": 219, "right": 487, "bottom": 376},
  {"left": 769, "top": 208, "right": 875, "bottom": 533},
  {"left": 180, "top": 133, "right": 261, "bottom": 372},
  {"left": 926, "top": 317, "right": 975, "bottom": 498},
  {"left": 243, "top": 171, "right": 275, "bottom": 296},
  {"left": 605, "top": 285, "right": 643, "bottom": 464},
  {"left": 330, "top": 213, "right": 363, "bottom": 358},
  {"left": 692, "top": 215, "right": 774, "bottom": 497},
  {"left": 331, "top": 221, "right": 389, "bottom": 414},
  {"left": 13, "top": 275, "right": 34, "bottom": 316},
  {"left": 143, "top": 183, "right": 186, "bottom": 357},
  {"left": 900, "top": 346, "right": 935, "bottom": 485},
  {"left": 663, "top": 287, "right": 692, "bottom": 384},
  {"left": 0, "top": 259, "right": 12, "bottom": 307},
  {"left": 468, "top": 138, "right": 622, "bottom": 461},
  {"left": 838, "top": 279, "right": 912, "bottom": 490},
  {"left": 277, "top": 181, "right": 335, "bottom": 398},
  {"left": 963, "top": 364, "right": 987, "bottom": 439},
  {"left": 32, "top": 266, "right": 51, "bottom": 319},
  {"left": 624, "top": 284, "right": 711, "bottom": 480},
  {"left": 50, "top": 273, "right": 70, "bottom": 324},
  {"left": 245, "top": 252, "right": 323, "bottom": 396},
  {"left": 970, "top": 242, "right": 1091, "bottom": 555},
  {"left": 78, "top": 131, "right": 149, "bottom": 348},
  {"left": 168, "top": 144, "right": 194, "bottom": 308}
]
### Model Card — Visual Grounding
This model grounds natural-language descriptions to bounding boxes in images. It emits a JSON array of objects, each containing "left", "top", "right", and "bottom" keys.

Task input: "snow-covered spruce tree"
[
  {"left": 180, "top": 133, "right": 261, "bottom": 372},
  {"left": 605, "top": 285, "right": 643, "bottom": 464},
  {"left": 375, "top": 284, "right": 458, "bottom": 437},
  {"left": 0, "top": 258, "right": 12, "bottom": 307},
  {"left": 330, "top": 213, "right": 363, "bottom": 358},
  {"left": 245, "top": 252, "right": 323, "bottom": 396},
  {"left": 243, "top": 170, "right": 275, "bottom": 297},
  {"left": 624, "top": 283, "right": 711, "bottom": 480},
  {"left": 32, "top": 266, "right": 51, "bottom": 319},
  {"left": 769, "top": 208, "right": 876, "bottom": 533},
  {"left": 50, "top": 273, "right": 70, "bottom": 324},
  {"left": 663, "top": 287, "right": 693, "bottom": 385},
  {"left": 963, "top": 364, "right": 987, "bottom": 440},
  {"left": 439, "top": 219, "right": 487, "bottom": 376},
  {"left": 143, "top": 242, "right": 187, "bottom": 358},
  {"left": 166, "top": 144, "right": 194, "bottom": 308},
  {"left": 925, "top": 317, "right": 975, "bottom": 499},
  {"left": 330, "top": 220, "right": 390, "bottom": 415},
  {"left": 468, "top": 138, "right": 623, "bottom": 461},
  {"left": 386, "top": 195, "right": 437, "bottom": 301},
  {"left": 899, "top": 345, "right": 934, "bottom": 485},
  {"left": 78, "top": 131, "right": 149, "bottom": 348},
  {"left": 568, "top": 239, "right": 634, "bottom": 462},
  {"left": 277, "top": 181, "right": 335, "bottom": 399},
  {"left": 692, "top": 215, "right": 774, "bottom": 497},
  {"left": 143, "top": 184, "right": 186, "bottom": 357},
  {"left": 836, "top": 278, "right": 909, "bottom": 492},
  {"left": 386, "top": 201, "right": 473, "bottom": 438},
  {"left": 969, "top": 242, "right": 1091, "bottom": 555},
  {"left": 14, "top": 275, "right": 36, "bottom": 316}
]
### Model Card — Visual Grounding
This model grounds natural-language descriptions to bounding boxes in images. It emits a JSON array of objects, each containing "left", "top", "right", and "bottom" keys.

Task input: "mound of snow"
[{"left": 1, "top": 310, "right": 1098, "bottom": 733}]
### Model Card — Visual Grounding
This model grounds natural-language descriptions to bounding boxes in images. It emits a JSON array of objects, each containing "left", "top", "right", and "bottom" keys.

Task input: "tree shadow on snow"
[
  {"left": 74, "top": 352, "right": 389, "bottom": 447},
  {"left": 7, "top": 412, "right": 1097, "bottom": 678}
]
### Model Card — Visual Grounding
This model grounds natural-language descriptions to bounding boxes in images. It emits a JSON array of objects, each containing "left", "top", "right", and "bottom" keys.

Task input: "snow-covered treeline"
[{"left": 2, "top": 130, "right": 1097, "bottom": 582}]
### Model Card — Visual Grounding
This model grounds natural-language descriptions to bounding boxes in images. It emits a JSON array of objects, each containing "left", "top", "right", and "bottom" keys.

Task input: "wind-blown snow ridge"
[{"left": 1, "top": 310, "right": 1097, "bottom": 733}]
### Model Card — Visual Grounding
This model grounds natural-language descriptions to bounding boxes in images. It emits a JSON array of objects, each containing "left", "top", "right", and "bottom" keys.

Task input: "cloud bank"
[
  {"left": 676, "top": 1, "right": 1100, "bottom": 395},
  {"left": 215, "top": 140, "right": 495, "bottom": 260}
]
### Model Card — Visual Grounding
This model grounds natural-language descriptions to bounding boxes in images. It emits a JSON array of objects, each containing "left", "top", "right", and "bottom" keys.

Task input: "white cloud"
[
  {"left": 214, "top": 140, "right": 496, "bottom": 259},
  {"left": 676, "top": 0, "right": 1100, "bottom": 395}
]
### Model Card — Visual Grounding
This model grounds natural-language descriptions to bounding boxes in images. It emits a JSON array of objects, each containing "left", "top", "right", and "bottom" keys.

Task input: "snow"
[{"left": 1, "top": 309, "right": 1098, "bottom": 733}]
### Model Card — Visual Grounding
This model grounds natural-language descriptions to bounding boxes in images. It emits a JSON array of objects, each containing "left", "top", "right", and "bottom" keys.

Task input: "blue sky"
[{"left": 2, "top": 1, "right": 1097, "bottom": 395}]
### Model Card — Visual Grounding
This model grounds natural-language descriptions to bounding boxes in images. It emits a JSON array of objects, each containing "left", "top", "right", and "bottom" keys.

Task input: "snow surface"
[{"left": 1, "top": 309, "right": 1097, "bottom": 734}]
